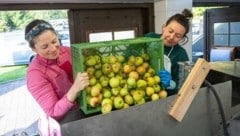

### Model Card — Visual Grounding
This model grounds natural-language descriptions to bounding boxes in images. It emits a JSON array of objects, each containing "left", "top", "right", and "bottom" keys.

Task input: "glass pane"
[
  {"left": 114, "top": 30, "right": 135, "bottom": 40},
  {"left": 230, "top": 22, "right": 240, "bottom": 34},
  {"left": 58, "top": 30, "right": 70, "bottom": 46},
  {"left": 214, "top": 23, "right": 228, "bottom": 34},
  {"left": 230, "top": 35, "right": 240, "bottom": 46},
  {"left": 214, "top": 35, "right": 228, "bottom": 46},
  {"left": 0, "top": 10, "right": 69, "bottom": 66},
  {"left": 89, "top": 32, "right": 112, "bottom": 42}
]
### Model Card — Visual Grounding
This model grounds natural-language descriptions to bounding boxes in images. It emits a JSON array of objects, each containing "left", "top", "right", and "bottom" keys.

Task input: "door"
[{"left": 204, "top": 7, "right": 240, "bottom": 61}]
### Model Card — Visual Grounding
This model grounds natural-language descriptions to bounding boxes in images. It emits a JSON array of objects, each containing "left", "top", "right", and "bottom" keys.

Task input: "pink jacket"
[{"left": 27, "top": 46, "right": 77, "bottom": 121}]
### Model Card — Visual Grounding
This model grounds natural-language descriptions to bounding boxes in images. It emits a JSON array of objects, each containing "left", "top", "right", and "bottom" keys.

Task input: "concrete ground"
[{"left": 0, "top": 78, "right": 41, "bottom": 136}]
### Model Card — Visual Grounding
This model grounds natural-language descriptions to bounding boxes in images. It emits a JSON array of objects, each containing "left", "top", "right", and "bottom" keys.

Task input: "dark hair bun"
[{"left": 182, "top": 9, "right": 193, "bottom": 19}]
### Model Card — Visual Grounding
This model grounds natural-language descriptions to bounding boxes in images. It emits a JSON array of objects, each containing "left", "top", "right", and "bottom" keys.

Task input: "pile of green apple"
[{"left": 83, "top": 53, "right": 168, "bottom": 114}]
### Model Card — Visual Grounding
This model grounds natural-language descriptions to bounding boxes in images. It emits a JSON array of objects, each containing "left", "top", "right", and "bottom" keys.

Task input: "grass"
[{"left": 0, "top": 65, "right": 27, "bottom": 83}]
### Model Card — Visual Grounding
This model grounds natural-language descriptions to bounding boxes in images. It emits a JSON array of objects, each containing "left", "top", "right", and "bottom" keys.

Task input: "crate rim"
[{"left": 71, "top": 37, "right": 162, "bottom": 49}]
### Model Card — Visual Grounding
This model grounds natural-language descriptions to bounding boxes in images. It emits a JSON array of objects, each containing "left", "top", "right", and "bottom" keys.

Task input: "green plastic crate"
[{"left": 71, "top": 37, "right": 164, "bottom": 115}]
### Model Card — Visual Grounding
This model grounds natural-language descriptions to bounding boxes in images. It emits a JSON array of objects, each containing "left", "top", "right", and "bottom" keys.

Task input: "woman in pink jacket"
[{"left": 25, "top": 19, "right": 89, "bottom": 121}]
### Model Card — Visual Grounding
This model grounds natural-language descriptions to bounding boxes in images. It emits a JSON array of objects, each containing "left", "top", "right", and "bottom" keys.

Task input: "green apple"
[
  {"left": 100, "top": 76, "right": 109, "bottom": 87},
  {"left": 143, "top": 72, "right": 151, "bottom": 80},
  {"left": 90, "top": 85, "right": 101, "bottom": 97},
  {"left": 141, "top": 53, "right": 149, "bottom": 62},
  {"left": 102, "top": 63, "right": 112, "bottom": 75},
  {"left": 120, "top": 88, "right": 129, "bottom": 97},
  {"left": 116, "top": 55, "right": 125, "bottom": 63},
  {"left": 132, "top": 90, "right": 143, "bottom": 101},
  {"left": 128, "top": 55, "right": 136, "bottom": 65},
  {"left": 85, "top": 56, "right": 97, "bottom": 66},
  {"left": 112, "top": 62, "right": 121, "bottom": 73},
  {"left": 151, "top": 93, "right": 160, "bottom": 101},
  {"left": 147, "top": 67, "right": 155, "bottom": 76},
  {"left": 103, "top": 89, "right": 112, "bottom": 98},
  {"left": 94, "top": 63, "right": 102, "bottom": 70},
  {"left": 85, "top": 86, "right": 91, "bottom": 94},
  {"left": 94, "top": 70, "right": 103, "bottom": 79},
  {"left": 111, "top": 87, "right": 120, "bottom": 96},
  {"left": 127, "top": 77, "right": 136, "bottom": 88},
  {"left": 113, "top": 96, "right": 124, "bottom": 109},
  {"left": 101, "top": 56, "right": 108, "bottom": 64},
  {"left": 135, "top": 56, "right": 144, "bottom": 66},
  {"left": 120, "top": 79, "right": 127, "bottom": 88},
  {"left": 153, "top": 84, "right": 161, "bottom": 93},
  {"left": 109, "top": 77, "right": 120, "bottom": 88},
  {"left": 135, "top": 97, "right": 145, "bottom": 105},
  {"left": 101, "top": 98, "right": 113, "bottom": 106},
  {"left": 108, "top": 55, "right": 117, "bottom": 64},
  {"left": 139, "top": 89, "right": 146, "bottom": 97},
  {"left": 146, "top": 76, "right": 155, "bottom": 87},
  {"left": 86, "top": 67, "right": 95, "bottom": 77},
  {"left": 101, "top": 103, "right": 112, "bottom": 114},
  {"left": 154, "top": 75, "right": 161, "bottom": 84},
  {"left": 95, "top": 83, "right": 102, "bottom": 90},
  {"left": 89, "top": 77, "right": 97, "bottom": 86},
  {"left": 108, "top": 72, "right": 115, "bottom": 78},
  {"left": 94, "top": 55, "right": 101, "bottom": 64},
  {"left": 115, "top": 74, "right": 123, "bottom": 82},
  {"left": 137, "top": 79, "right": 147, "bottom": 89},
  {"left": 124, "top": 94, "right": 134, "bottom": 105},
  {"left": 146, "top": 86, "right": 155, "bottom": 97},
  {"left": 123, "top": 103, "right": 129, "bottom": 108}
]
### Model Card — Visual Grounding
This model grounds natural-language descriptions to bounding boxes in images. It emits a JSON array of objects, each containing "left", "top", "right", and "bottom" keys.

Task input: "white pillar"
[{"left": 154, "top": 0, "right": 193, "bottom": 61}]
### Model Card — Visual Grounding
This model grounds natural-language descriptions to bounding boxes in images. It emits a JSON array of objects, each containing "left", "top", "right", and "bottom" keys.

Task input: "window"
[
  {"left": 0, "top": 10, "right": 70, "bottom": 66},
  {"left": 114, "top": 30, "right": 135, "bottom": 40},
  {"left": 89, "top": 32, "right": 112, "bottom": 42},
  {"left": 89, "top": 30, "right": 135, "bottom": 42},
  {"left": 213, "top": 22, "right": 240, "bottom": 47},
  {"left": 230, "top": 22, "right": 240, "bottom": 46}
]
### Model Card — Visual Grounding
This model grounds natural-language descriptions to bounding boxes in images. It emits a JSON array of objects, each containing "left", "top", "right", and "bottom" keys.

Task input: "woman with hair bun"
[
  {"left": 25, "top": 19, "right": 89, "bottom": 122},
  {"left": 145, "top": 9, "right": 193, "bottom": 96}
]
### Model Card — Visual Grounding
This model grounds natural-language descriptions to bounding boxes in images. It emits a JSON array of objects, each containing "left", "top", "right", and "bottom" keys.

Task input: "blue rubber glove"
[{"left": 158, "top": 70, "right": 171, "bottom": 88}]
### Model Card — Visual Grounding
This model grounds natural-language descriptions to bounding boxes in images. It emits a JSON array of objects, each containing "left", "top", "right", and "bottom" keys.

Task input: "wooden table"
[
  {"left": 207, "top": 61, "right": 240, "bottom": 115},
  {"left": 209, "top": 61, "right": 240, "bottom": 78}
]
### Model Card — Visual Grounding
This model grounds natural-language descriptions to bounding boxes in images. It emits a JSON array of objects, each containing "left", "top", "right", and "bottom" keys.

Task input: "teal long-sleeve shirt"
[{"left": 144, "top": 32, "right": 189, "bottom": 95}]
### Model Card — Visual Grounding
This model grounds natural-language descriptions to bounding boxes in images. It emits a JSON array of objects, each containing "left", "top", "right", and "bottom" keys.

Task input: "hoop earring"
[{"left": 179, "top": 36, "right": 188, "bottom": 46}]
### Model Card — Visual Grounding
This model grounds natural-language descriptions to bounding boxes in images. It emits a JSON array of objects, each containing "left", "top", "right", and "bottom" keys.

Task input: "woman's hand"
[
  {"left": 67, "top": 72, "right": 89, "bottom": 102},
  {"left": 158, "top": 70, "right": 171, "bottom": 87},
  {"left": 158, "top": 70, "right": 176, "bottom": 90},
  {"left": 73, "top": 72, "right": 89, "bottom": 91}
]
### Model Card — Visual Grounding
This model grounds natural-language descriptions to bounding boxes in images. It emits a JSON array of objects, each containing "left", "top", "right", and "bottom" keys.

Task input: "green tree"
[
  {"left": 0, "top": 10, "right": 67, "bottom": 32},
  {"left": 193, "top": 7, "right": 224, "bottom": 17}
]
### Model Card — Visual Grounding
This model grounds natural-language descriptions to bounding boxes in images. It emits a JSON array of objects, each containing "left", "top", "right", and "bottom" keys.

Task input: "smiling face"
[
  {"left": 161, "top": 20, "right": 186, "bottom": 47},
  {"left": 32, "top": 30, "right": 60, "bottom": 60}
]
